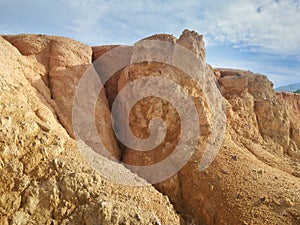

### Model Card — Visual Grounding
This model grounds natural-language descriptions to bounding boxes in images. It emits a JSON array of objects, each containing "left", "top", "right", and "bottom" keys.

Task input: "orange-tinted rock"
[
  {"left": 1, "top": 31, "right": 300, "bottom": 225},
  {"left": 100, "top": 32, "right": 300, "bottom": 225},
  {"left": 3, "top": 34, "right": 121, "bottom": 159},
  {"left": 101, "top": 30, "right": 226, "bottom": 222},
  {"left": 117, "top": 30, "right": 212, "bottom": 170},
  {"left": 92, "top": 45, "right": 124, "bottom": 110},
  {"left": 276, "top": 92, "right": 300, "bottom": 158},
  {"left": 92, "top": 45, "right": 119, "bottom": 61},
  {"left": 0, "top": 35, "right": 180, "bottom": 225}
]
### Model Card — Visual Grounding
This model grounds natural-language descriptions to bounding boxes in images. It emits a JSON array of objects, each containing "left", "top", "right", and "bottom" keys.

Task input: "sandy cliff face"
[
  {"left": 0, "top": 30, "right": 299, "bottom": 225},
  {"left": 0, "top": 35, "right": 180, "bottom": 225},
  {"left": 276, "top": 92, "right": 300, "bottom": 155},
  {"left": 218, "top": 69, "right": 300, "bottom": 162},
  {"left": 214, "top": 69, "right": 300, "bottom": 224},
  {"left": 92, "top": 31, "right": 300, "bottom": 224},
  {"left": 2, "top": 34, "right": 121, "bottom": 160}
]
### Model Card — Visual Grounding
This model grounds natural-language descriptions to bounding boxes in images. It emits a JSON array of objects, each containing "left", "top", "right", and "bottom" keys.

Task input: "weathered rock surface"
[
  {"left": 1, "top": 30, "right": 300, "bottom": 225},
  {"left": 276, "top": 92, "right": 300, "bottom": 156},
  {"left": 93, "top": 31, "right": 300, "bottom": 225},
  {"left": 3, "top": 34, "right": 121, "bottom": 160},
  {"left": 0, "top": 35, "right": 180, "bottom": 224},
  {"left": 99, "top": 31, "right": 216, "bottom": 216}
]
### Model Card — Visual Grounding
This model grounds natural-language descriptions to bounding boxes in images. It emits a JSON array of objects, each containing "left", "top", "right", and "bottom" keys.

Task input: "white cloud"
[
  {"left": 59, "top": 0, "right": 198, "bottom": 44},
  {"left": 58, "top": 0, "right": 300, "bottom": 57},
  {"left": 0, "top": 0, "right": 298, "bottom": 86},
  {"left": 207, "top": 51, "right": 300, "bottom": 87},
  {"left": 200, "top": 0, "right": 300, "bottom": 56}
]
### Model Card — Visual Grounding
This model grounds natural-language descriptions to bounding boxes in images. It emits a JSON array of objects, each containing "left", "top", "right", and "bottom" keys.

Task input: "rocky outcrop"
[
  {"left": 218, "top": 69, "right": 299, "bottom": 158},
  {"left": 0, "top": 35, "right": 180, "bottom": 224},
  {"left": 276, "top": 92, "right": 300, "bottom": 159},
  {"left": 1, "top": 30, "right": 300, "bottom": 225},
  {"left": 214, "top": 68, "right": 300, "bottom": 224},
  {"left": 2, "top": 34, "right": 121, "bottom": 160},
  {"left": 110, "top": 31, "right": 223, "bottom": 221},
  {"left": 93, "top": 31, "right": 300, "bottom": 224}
]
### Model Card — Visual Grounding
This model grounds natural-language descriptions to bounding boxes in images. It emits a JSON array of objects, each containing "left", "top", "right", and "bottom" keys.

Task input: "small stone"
[
  {"left": 257, "top": 169, "right": 263, "bottom": 175},
  {"left": 222, "top": 169, "right": 229, "bottom": 174},
  {"left": 36, "top": 121, "right": 50, "bottom": 132},
  {"left": 283, "top": 198, "right": 294, "bottom": 207},
  {"left": 35, "top": 108, "right": 50, "bottom": 122},
  {"left": 260, "top": 197, "right": 266, "bottom": 203},
  {"left": 53, "top": 158, "right": 64, "bottom": 171},
  {"left": 134, "top": 214, "right": 141, "bottom": 221},
  {"left": 231, "top": 154, "right": 237, "bottom": 161},
  {"left": 154, "top": 220, "right": 162, "bottom": 225}
]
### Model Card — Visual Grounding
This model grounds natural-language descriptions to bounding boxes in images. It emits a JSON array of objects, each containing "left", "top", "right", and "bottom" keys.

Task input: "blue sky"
[{"left": 0, "top": 0, "right": 299, "bottom": 87}]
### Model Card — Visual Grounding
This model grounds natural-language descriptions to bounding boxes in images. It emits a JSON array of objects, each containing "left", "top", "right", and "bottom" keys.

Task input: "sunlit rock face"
[
  {"left": 0, "top": 30, "right": 299, "bottom": 225},
  {"left": 0, "top": 35, "right": 180, "bottom": 225}
]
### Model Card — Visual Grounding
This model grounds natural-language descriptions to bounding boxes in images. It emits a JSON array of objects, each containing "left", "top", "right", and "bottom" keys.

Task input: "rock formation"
[
  {"left": 0, "top": 35, "right": 179, "bottom": 224},
  {"left": 0, "top": 30, "right": 299, "bottom": 225}
]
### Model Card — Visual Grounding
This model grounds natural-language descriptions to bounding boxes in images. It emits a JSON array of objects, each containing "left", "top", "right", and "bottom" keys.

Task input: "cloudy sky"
[{"left": 0, "top": 0, "right": 299, "bottom": 87}]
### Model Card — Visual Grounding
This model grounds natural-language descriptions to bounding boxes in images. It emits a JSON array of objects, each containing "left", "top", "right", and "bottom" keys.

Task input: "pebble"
[
  {"left": 222, "top": 169, "right": 229, "bottom": 174},
  {"left": 283, "top": 198, "right": 294, "bottom": 207},
  {"left": 36, "top": 121, "right": 50, "bottom": 132},
  {"left": 134, "top": 214, "right": 141, "bottom": 221},
  {"left": 231, "top": 154, "right": 237, "bottom": 161},
  {"left": 35, "top": 108, "right": 50, "bottom": 122},
  {"left": 257, "top": 169, "right": 263, "bottom": 175},
  {"left": 260, "top": 197, "right": 266, "bottom": 203},
  {"left": 53, "top": 158, "right": 65, "bottom": 171}
]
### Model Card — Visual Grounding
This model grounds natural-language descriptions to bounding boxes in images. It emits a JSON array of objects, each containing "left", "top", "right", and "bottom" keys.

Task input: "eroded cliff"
[
  {"left": 0, "top": 35, "right": 179, "bottom": 225},
  {"left": 0, "top": 30, "right": 299, "bottom": 225}
]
